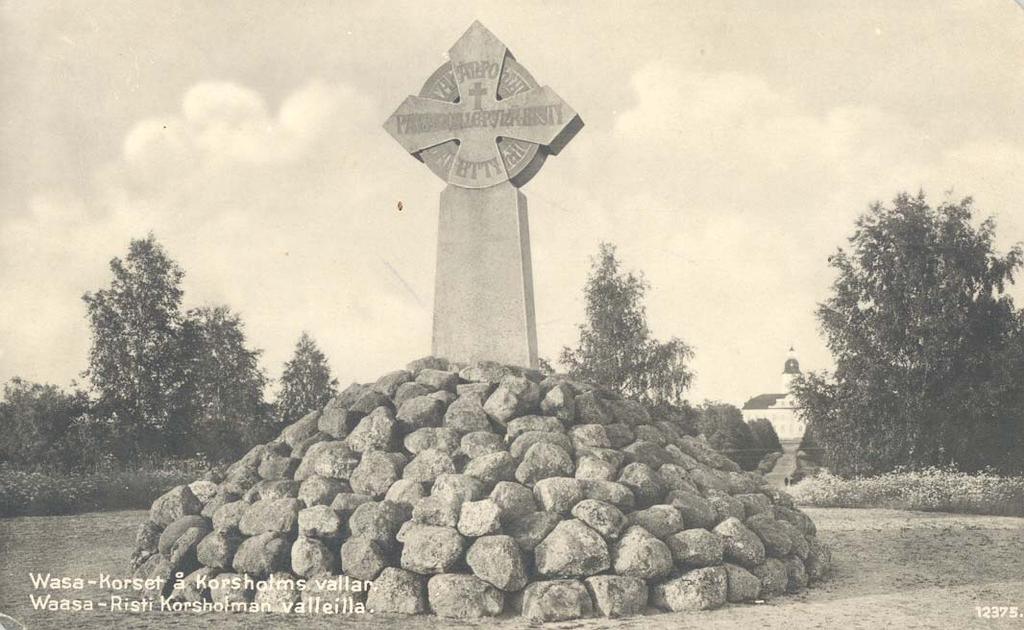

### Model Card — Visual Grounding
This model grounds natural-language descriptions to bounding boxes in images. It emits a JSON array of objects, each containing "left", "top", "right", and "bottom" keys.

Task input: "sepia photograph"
[{"left": 1, "top": 2, "right": 1022, "bottom": 628}]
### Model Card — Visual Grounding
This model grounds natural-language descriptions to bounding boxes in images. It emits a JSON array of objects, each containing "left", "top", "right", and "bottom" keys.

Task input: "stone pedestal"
[{"left": 433, "top": 182, "right": 537, "bottom": 367}]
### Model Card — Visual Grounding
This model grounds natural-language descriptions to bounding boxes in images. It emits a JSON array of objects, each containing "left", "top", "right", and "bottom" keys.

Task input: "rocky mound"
[{"left": 130, "top": 358, "right": 831, "bottom": 621}]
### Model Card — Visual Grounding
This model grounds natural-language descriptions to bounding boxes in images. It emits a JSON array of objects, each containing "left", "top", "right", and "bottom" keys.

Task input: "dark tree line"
[
  {"left": 793, "top": 192, "right": 1024, "bottom": 476},
  {"left": 696, "top": 403, "right": 783, "bottom": 470},
  {"left": 0, "top": 235, "right": 338, "bottom": 471}
]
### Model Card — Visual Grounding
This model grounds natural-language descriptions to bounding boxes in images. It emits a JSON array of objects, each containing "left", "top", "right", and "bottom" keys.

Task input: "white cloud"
[
  {"left": 529, "top": 60, "right": 1024, "bottom": 403},
  {"left": 3, "top": 61, "right": 1022, "bottom": 407}
]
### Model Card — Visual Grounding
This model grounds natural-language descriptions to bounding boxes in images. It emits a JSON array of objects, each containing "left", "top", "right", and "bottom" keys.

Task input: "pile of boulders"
[{"left": 131, "top": 358, "right": 831, "bottom": 621}]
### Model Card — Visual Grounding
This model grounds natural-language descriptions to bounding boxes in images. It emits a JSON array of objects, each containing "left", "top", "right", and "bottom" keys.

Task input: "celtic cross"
[{"left": 383, "top": 21, "right": 582, "bottom": 367}]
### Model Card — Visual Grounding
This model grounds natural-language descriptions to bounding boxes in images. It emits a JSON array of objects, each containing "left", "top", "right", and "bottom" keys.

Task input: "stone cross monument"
[{"left": 384, "top": 21, "right": 582, "bottom": 368}]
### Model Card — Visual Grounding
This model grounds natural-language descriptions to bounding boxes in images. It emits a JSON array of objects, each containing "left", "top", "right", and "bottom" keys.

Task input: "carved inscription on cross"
[
  {"left": 381, "top": 22, "right": 583, "bottom": 367},
  {"left": 384, "top": 21, "right": 581, "bottom": 189}
]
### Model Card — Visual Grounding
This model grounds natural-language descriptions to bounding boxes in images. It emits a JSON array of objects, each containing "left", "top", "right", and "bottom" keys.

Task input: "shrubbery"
[
  {"left": 697, "top": 403, "right": 781, "bottom": 471},
  {"left": 0, "top": 460, "right": 206, "bottom": 517},
  {"left": 790, "top": 467, "right": 1024, "bottom": 517}
]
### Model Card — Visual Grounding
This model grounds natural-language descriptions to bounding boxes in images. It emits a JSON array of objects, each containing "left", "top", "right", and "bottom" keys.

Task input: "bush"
[
  {"left": 756, "top": 451, "right": 784, "bottom": 474},
  {"left": 790, "top": 467, "right": 1024, "bottom": 517},
  {"left": 0, "top": 460, "right": 208, "bottom": 517},
  {"left": 748, "top": 418, "right": 782, "bottom": 454},
  {"left": 698, "top": 402, "right": 768, "bottom": 471}
]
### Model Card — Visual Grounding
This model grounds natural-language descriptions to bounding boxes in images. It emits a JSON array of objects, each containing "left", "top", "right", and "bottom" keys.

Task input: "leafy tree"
[
  {"left": 276, "top": 332, "right": 338, "bottom": 423},
  {"left": 561, "top": 243, "right": 694, "bottom": 405},
  {"left": 179, "top": 306, "right": 273, "bottom": 461},
  {"left": 793, "top": 192, "right": 1024, "bottom": 476},
  {"left": 697, "top": 401, "right": 765, "bottom": 470},
  {"left": 649, "top": 400, "right": 701, "bottom": 437},
  {"left": 747, "top": 417, "right": 783, "bottom": 453},
  {"left": 0, "top": 379, "right": 89, "bottom": 470},
  {"left": 82, "top": 234, "right": 191, "bottom": 459}
]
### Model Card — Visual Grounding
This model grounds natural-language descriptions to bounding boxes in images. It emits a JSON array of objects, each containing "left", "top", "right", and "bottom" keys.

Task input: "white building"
[{"left": 741, "top": 348, "right": 806, "bottom": 440}]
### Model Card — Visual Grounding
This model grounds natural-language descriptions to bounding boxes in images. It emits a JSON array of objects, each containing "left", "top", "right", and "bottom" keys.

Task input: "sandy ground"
[{"left": 1, "top": 507, "right": 1022, "bottom": 629}]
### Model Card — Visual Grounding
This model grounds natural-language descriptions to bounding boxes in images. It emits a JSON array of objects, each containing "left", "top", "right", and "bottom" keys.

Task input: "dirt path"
[
  {"left": 765, "top": 439, "right": 800, "bottom": 489},
  {"left": 1, "top": 508, "right": 1022, "bottom": 629}
]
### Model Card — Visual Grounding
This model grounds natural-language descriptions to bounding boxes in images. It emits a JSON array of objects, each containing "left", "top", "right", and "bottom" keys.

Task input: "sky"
[{"left": 1, "top": 0, "right": 1023, "bottom": 406}]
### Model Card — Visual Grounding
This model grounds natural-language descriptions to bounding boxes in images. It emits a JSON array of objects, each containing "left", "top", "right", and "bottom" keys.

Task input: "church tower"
[{"left": 781, "top": 346, "right": 801, "bottom": 393}]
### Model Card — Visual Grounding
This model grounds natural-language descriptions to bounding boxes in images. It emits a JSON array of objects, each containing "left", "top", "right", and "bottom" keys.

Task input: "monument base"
[{"left": 432, "top": 181, "right": 538, "bottom": 368}]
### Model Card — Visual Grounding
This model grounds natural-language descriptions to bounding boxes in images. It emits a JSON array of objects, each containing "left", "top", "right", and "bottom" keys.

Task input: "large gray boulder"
[
  {"left": 317, "top": 406, "right": 360, "bottom": 440},
  {"left": 403, "top": 449, "right": 456, "bottom": 484},
  {"left": 158, "top": 515, "right": 210, "bottom": 556},
  {"left": 724, "top": 563, "right": 761, "bottom": 602},
  {"left": 465, "top": 535, "right": 527, "bottom": 592},
  {"left": 296, "top": 441, "right": 360, "bottom": 481},
  {"left": 669, "top": 490, "right": 719, "bottom": 530},
  {"left": 515, "top": 442, "right": 574, "bottom": 486},
  {"left": 396, "top": 396, "right": 446, "bottom": 433},
  {"left": 575, "top": 391, "right": 613, "bottom": 425},
  {"left": 509, "top": 431, "right": 574, "bottom": 459},
  {"left": 505, "top": 511, "right": 561, "bottom": 551},
  {"left": 571, "top": 499, "right": 627, "bottom": 540},
  {"left": 459, "top": 431, "right": 504, "bottom": 458},
  {"left": 611, "top": 526, "right": 673, "bottom": 580},
  {"left": 457, "top": 498, "right": 502, "bottom": 537},
  {"left": 581, "top": 479, "right": 635, "bottom": 511},
  {"left": 585, "top": 575, "right": 647, "bottom": 618},
  {"left": 507, "top": 415, "right": 564, "bottom": 440},
  {"left": 746, "top": 513, "right": 794, "bottom": 558},
  {"left": 366, "top": 568, "right": 426, "bottom": 614},
  {"left": 416, "top": 368, "right": 459, "bottom": 392},
  {"left": 374, "top": 369, "right": 413, "bottom": 398},
  {"left": 463, "top": 451, "right": 517, "bottom": 486},
  {"left": 348, "top": 500, "right": 405, "bottom": 549},
  {"left": 713, "top": 517, "right": 766, "bottom": 569},
  {"left": 652, "top": 566, "right": 728, "bottom": 611},
  {"left": 341, "top": 536, "right": 389, "bottom": 581},
  {"left": 395, "top": 382, "right": 432, "bottom": 406},
  {"left": 350, "top": 451, "right": 405, "bottom": 498},
  {"left": 489, "top": 481, "right": 537, "bottom": 523},
  {"left": 404, "top": 427, "right": 460, "bottom": 454},
  {"left": 540, "top": 384, "right": 576, "bottom": 424},
  {"left": 212, "top": 500, "right": 248, "bottom": 532},
  {"left": 666, "top": 528, "right": 724, "bottom": 568},
  {"left": 427, "top": 574, "right": 504, "bottom": 618},
  {"left": 412, "top": 495, "right": 461, "bottom": 527},
  {"left": 618, "top": 462, "right": 665, "bottom": 507},
  {"left": 346, "top": 406, "right": 397, "bottom": 452},
  {"left": 751, "top": 558, "right": 788, "bottom": 598},
  {"left": 232, "top": 532, "right": 290, "bottom": 578},
  {"left": 533, "top": 477, "right": 585, "bottom": 513},
  {"left": 432, "top": 474, "right": 485, "bottom": 503},
  {"left": 575, "top": 456, "right": 619, "bottom": 481},
  {"left": 291, "top": 535, "right": 338, "bottom": 577},
  {"left": 521, "top": 579, "right": 593, "bottom": 622},
  {"left": 444, "top": 398, "right": 492, "bottom": 434},
  {"left": 805, "top": 537, "right": 833, "bottom": 582},
  {"left": 785, "top": 556, "right": 809, "bottom": 592},
  {"left": 297, "top": 475, "right": 349, "bottom": 507},
  {"left": 400, "top": 524, "right": 465, "bottom": 575},
  {"left": 628, "top": 504, "right": 684, "bottom": 539},
  {"left": 196, "top": 530, "right": 240, "bottom": 570},
  {"left": 534, "top": 519, "right": 610, "bottom": 578},
  {"left": 150, "top": 485, "right": 202, "bottom": 527},
  {"left": 238, "top": 498, "right": 301, "bottom": 536}
]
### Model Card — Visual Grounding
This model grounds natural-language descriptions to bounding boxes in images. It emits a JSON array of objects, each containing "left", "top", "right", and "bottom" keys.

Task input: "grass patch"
[
  {"left": 0, "top": 461, "right": 206, "bottom": 517},
  {"left": 790, "top": 467, "right": 1024, "bottom": 517}
]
